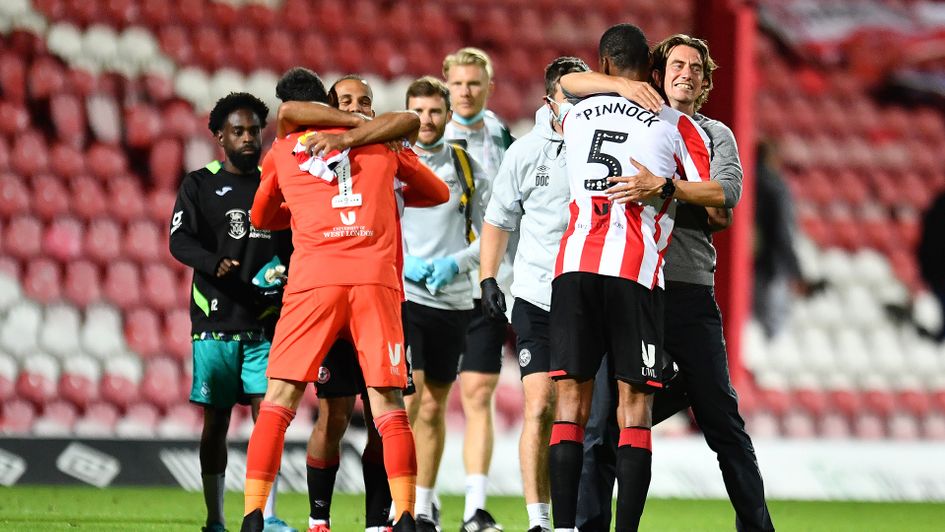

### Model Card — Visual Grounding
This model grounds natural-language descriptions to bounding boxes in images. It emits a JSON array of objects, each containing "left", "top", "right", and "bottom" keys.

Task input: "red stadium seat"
[
  {"left": 84, "top": 217, "right": 122, "bottom": 264},
  {"left": 66, "top": 66, "right": 97, "bottom": 98},
  {"left": 102, "top": 260, "right": 141, "bottom": 310},
  {"left": 33, "top": 400, "right": 79, "bottom": 435},
  {"left": 0, "top": 173, "right": 30, "bottom": 218},
  {"left": 1, "top": 399, "right": 37, "bottom": 434},
  {"left": 228, "top": 27, "right": 261, "bottom": 73},
  {"left": 102, "top": 0, "right": 136, "bottom": 26},
  {"left": 243, "top": 2, "right": 276, "bottom": 30},
  {"left": 23, "top": 258, "right": 62, "bottom": 304},
  {"left": 122, "top": 220, "right": 161, "bottom": 263},
  {"left": 42, "top": 216, "right": 83, "bottom": 262},
  {"left": 87, "top": 93, "right": 123, "bottom": 145},
  {"left": 140, "top": 357, "right": 181, "bottom": 412},
  {"left": 6, "top": 30, "right": 47, "bottom": 57},
  {"left": 0, "top": 52, "right": 26, "bottom": 104},
  {"left": 0, "top": 102, "right": 30, "bottom": 138},
  {"left": 157, "top": 25, "right": 192, "bottom": 64},
  {"left": 69, "top": 174, "right": 107, "bottom": 220},
  {"left": 898, "top": 389, "right": 932, "bottom": 418},
  {"left": 296, "top": 33, "right": 335, "bottom": 73},
  {"left": 116, "top": 402, "right": 161, "bottom": 436},
  {"left": 140, "top": 0, "right": 172, "bottom": 27},
  {"left": 124, "top": 307, "right": 162, "bottom": 358},
  {"left": 124, "top": 103, "right": 162, "bottom": 149},
  {"left": 28, "top": 55, "right": 66, "bottom": 101},
  {"left": 11, "top": 131, "right": 49, "bottom": 178},
  {"left": 142, "top": 72, "right": 174, "bottom": 102},
  {"left": 147, "top": 188, "right": 177, "bottom": 224},
  {"left": 15, "top": 354, "right": 59, "bottom": 408},
  {"left": 107, "top": 175, "right": 145, "bottom": 223},
  {"left": 86, "top": 143, "right": 128, "bottom": 182},
  {"left": 63, "top": 260, "right": 102, "bottom": 308},
  {"left": 313, "top": 0, "right": 345, "bottom": 38},
  {"left": 31, "top": 174, "right": 70, "bottom": 221},
  {"left": 142, "top": 263, "right": 178, "bottom": 312},
  {"left": 262, "top": 29, "right": 296, "bottom": 74},
  {"left": 49, "top": 143, "right": 88, "bottom": 180},
  {"left": 852, "top": 413, "right": 886, "bottom": 439},
  {"left": 58, "top": 361, "right": 100, "bottom": 411},
  {"left": 50, "top": 93, "right": 86, "bottom": 148},
  {"left": 193, "top": 28, "right": 227, "bottom": 70},
  {"left": 0, "top": 354, "right": 15, "bottom": 403},
  {"left": 74, "top": 401, "right": 120, "bottom": 436},
  {"left": 163, "top": 308, "right": 192, "bottom": 362},
  {"left": 161, "top": 100, "right": 199, "bottom": 139},
  {"left": 100, "top": 357, "right": 141, "bottom": 411},
  {"left": 0, "top": 137, "right": 9, "bottom": 173},
  {"left": 0, "top": 257, "right": 20, "bottom": 282},
  {"left": 3, "top": 215, "right": 42, "bottom": 260},
  {"left": 159, "top": 402, "right": 201, "bottom": 437},
  {"left": 370, "top": 39, "right": 405, "bottom": 79}
]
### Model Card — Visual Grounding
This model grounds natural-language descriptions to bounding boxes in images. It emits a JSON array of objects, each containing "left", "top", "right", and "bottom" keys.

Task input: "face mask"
[
  {"left": 452, "top": 108, "right": 486, "bottom": 126},
  {"left": 552, "top": 101, "right": 573, "bottom": 126}
]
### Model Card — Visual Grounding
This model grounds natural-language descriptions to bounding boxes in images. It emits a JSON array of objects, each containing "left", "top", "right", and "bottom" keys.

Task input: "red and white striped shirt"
[{"left": 555, "top": 95, "right": 711, "bottom": 289}]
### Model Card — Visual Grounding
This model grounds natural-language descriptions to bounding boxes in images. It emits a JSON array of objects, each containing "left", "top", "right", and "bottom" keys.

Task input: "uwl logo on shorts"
[
  {"left": 641, "top": 341, "right": 656, "bottom": 369},
  {"left": 387, "top": 342, "right": 402, "bottom": 366}
]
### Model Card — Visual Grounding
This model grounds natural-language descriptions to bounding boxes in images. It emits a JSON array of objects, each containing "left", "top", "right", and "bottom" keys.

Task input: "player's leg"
[
  {"left": 243, "top": 286, "right": 348, "bottom": 531},
  {"left": 613, "top": 382, "right": 654, "bottom": 532},
  {"left": 575, "top": 358, "right": 618, "bottom": 532},
  {"left": 511, "top": 299, "right": 553, "bottom": 531},
  {"left": 350, "top": 285, "right": 419, "bottom": 527},
  {"left": 307, "top": 340, "right": 361, "bottom": 530},
  {"left": 360, "top": 397, "right": 394, "bottom": 531},
  {"left": 458, "top": 311, "right": 506, "bottom": 524},
  {"left": 549, "top": 377, "right": 595, "bottom": 530},
  {"left": 413, "top": 377, "right": 452, "bottom": 520},
  {"left": 663, "top": 282, "right": 774, "bottom": 532},
  {"left": 244, "top": 339, "right": 297, "bottom": 532},
  {"left": 191, "top": 338, "right": 241, "bottom": 532}
]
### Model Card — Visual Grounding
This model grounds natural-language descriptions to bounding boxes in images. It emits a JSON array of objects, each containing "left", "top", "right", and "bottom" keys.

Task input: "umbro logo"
[{"left": 215, "top": 186, "right": 233, "bottom": 196}]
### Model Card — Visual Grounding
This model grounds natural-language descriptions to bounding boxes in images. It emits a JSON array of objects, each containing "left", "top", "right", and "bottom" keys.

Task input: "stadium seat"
[
  {"left": 58, "top": 354, "right": 101, "bottom": 410},
  {"left": 157, "top": 24, "right": 192, "bottom": 64},
  {"left": 103, "top": 260, "right": 141, "bottom": 311},
  {"left": 0, "top": 270, "right": 20, "bottom": 314},
  {"left": 1, "top": 398, "right": 37, "bottom": 435},
  {"left": 922, "top": 414, "right": 945, "bottom": 440},
  {"left": 27, "top": 55, "right": 66, "bottom": 101},
  {"left": 161, "top": 100, "right": 200, "bottom": 140},
  {"left": 85, "top": 143, "right": 128, "bottom": 182},
  {"left": 100, "top": 354, "right": 142, "bottom": 411},
  {"left": 818, "top": 412, "right": 851, "bottom": 438},
  {"left": 147, "top": 188, "right": 177, "bottom": 225},
  {"left": 122, "top": 220, "right": 161, "bottom": 264},
  {"left": 124, "top": 307, "right": 162, "bottom": 358},
  {"left": 124, "top": 103, "right": 162, "bottom": 149},
  {"left": 852, "top": 412, "right": 886, "bottom": 439},
  {"left": 163, "top": 309, "right": 191, "bottom": 362},
  {"left": 157, "top": 402, "right": 201, "bottom": 438},
  {"left": 68, "top": 174, "right": 107, "bottom": 220},
  {"left": 42, "top": 216, "right": 83, "bottom": 262},
  {"left": 140, "top": 357, "right": 181, "bottom": 412},
  {"left": 49, "top": 143, "right": 88, "bottom": 181},
  {"left": 39, "top": 304, "right": 82, "bottom": 358},
  {"left": 80, "top": 303, "right": 126, "bottom": 358},
  {"left": 0, "top": 174, "right": 31, "bottom": 218},
  {"left": 22, "top": 258, "right": 62, "bottom": 305},
  {"left": 0, "top": 352, "right": 16, "bottom": 403},
  {"left": 115, "top": 402, "right": 160, "bottom": 437},
  {"left": 0, "top": 52, "right": 26, "bottom": 104},
  {"left": 783, "top": 410, "right": 816, "bottom": 438},
  {"left": 107, "top": 176, "right": 146, "bottom": 223},
  {"left": 11, "top": 130, "right": 50, "bottom": 178},
  {"left": 83, "top": 217, "right": 122, "bottom": 264},
  {"left": 73, "top": 401, "right": 119, "bottom": 437},
  {"left": 50, "top": 93, "right": 86, "bottom": 148},
  {"left": 494, "top": 382, "right": 524, "bottom": 431},
  {"left": 0, "top": 300, "right": 42, "bottom": 359},
  {"left": 192, "top": 27, "right": 227, "bottom": 71},
  {"left": 261, "top": 28, "right": 295, "bottom": 75},
  {"left": 0, "top": 102, "right": 31, "bottom": 139},
  {"left": 86, "top": 93, "right": 122, "bottom": 145},
  {"left": 15, "top": 352, "right": 60, "bottom": 408},
  {"left": 31, "top": 174, "right": 71, "bottom": 221},
  {"left": 62, "top": 259, "right": 101, "bottom": 308},
  {"left": 0, "top": 137, "right": 8, "bottom": 173}
]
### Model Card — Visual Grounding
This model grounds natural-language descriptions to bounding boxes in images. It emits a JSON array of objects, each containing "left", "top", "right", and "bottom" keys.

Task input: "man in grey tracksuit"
[
  {"left": 479, "top": 56, "right": 591, "bottom": 532},
  {"left": 400, "top": 76, "right": 492, "bottom": 530}
]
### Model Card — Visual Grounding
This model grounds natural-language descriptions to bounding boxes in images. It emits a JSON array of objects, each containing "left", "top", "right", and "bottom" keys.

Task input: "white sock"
[
  {"left": 202, "top": 473, "right": 225, "bottom": 526},
  {"left": 463, "top": 474, "right": 488, "bottom": 521},
  {"left": 309, "top": 517, "right": 328, "bottom": 528},
  {"left": 365, "top": 528, "right": 386, "bottom": 532},
  {"left": 416, "top": 485, "right": 434, "bottom": 518},
  {"left": 263, "top": 475, "right": 278, "bottom": 519},
  {"left": 527, "top": 502, "right": 551, "bottom": 530}
]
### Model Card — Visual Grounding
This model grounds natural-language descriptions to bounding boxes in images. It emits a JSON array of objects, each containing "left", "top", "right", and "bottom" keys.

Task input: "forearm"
[
  {"left": 340, "top": 111, "right": 419, "bottom": 147},
  {"left": 169, "top": 237, "right": 220, "bottom": 276},
  {"left": 478, "top": 222, "right": 510, "bottom": 280},
  {"left": 276, "top": 101, "right": 363, "bottom": 136},
  {"left": 560, "top": 71, "right": 623, "bottom": 97},
  {"left": 674, "top": 179, "right": 726, "bottom": 208},
  {"left": 451, "top": 238, "right": 481, "bottom": 274}
]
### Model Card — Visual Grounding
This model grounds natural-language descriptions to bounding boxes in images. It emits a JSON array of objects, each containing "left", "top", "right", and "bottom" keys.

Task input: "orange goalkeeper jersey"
[{"left": 252, "top": 128, "right": 443, "bottom": 294}]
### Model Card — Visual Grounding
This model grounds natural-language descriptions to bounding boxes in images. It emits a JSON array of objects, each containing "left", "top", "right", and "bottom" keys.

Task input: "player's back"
[
  {"left": 557, "top": 94, "right": 710, "bottom": 288},
  {"left": 268, "top": 129, "right": 401, "bottom": 292}
]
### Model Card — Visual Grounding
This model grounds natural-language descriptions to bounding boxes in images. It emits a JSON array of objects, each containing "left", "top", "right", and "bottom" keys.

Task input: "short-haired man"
[
  {"left": 478, "top": 56, "right": 591, "bottom": 532},
  {"left": 400, "top": 76, "right": 492, "bottom": 532},
  {"left": 548, "top": 24, "right": 711, "bottom": 531},
  {"left": 441, "top": 47, "right": 513, "bottom": 531},
  {"left": 561, "top": 34, "right": 775, "bottom": 532},
  {"left": 240, "top": 67, "right": 448, "bottom": 532},
  {"left": 169, "top": 92, "right": 296, "bottom": 532}
]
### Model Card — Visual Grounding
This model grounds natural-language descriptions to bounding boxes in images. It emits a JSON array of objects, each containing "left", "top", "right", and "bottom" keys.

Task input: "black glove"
[{"left": 480, "top": 277, "right": 507, "bottom": 321}]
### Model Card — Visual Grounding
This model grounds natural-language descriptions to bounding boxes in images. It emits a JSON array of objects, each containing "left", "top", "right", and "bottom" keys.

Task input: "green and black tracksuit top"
[{"left": 168, "top": 161, "right": 293, "bottom": 338}]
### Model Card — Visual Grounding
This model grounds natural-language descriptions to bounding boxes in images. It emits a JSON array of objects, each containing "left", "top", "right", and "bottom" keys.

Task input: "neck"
[
  {"left": 223, "top": 160, "right": 254, "bottom": 175},
  {"left": 414, "top": 135, "right": 446, "bottom": 153},
  {"left": 451, "top": 108, "right": 486, "bottom": 130},
  {"left": 671, "top": 100, "right": 696, "bottom": 117}
]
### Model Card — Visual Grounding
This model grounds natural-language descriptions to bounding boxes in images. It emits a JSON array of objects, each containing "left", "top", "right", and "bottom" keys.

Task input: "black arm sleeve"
[{"left": 168, "top": 174, "right": 221, "bottom": 276}]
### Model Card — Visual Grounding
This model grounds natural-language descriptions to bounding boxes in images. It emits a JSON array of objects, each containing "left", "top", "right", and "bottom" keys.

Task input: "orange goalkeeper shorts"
[{"left": 266, "top": 284, "right": 407, "bottom": 389}]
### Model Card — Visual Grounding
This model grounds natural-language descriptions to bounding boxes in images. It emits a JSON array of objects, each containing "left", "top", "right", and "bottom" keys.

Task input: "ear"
[
  {"left": 651, "top": 69, "right": 663, "bottom": 88},
  {"left": 486, "top": 78, "right": 495, "bottom": 99},
  {"left": 446, "top": 109, "right": 453, "bottom": 122},
  {"left": 216, "top": 130, "right": 225, "bottom": 147},
  {"left": 600, "top": 57, "right": 611, "bottom": 75}
]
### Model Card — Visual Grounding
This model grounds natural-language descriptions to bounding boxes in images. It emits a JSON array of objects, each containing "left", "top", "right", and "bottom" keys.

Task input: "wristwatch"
[{"left": 659, "top": 177, "right": 676, "bottom": 199}]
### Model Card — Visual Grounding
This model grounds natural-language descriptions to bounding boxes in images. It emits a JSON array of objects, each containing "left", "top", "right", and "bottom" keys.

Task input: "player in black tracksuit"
[{"left": 168, "top": 93, "right": 296, "bottom": 532}]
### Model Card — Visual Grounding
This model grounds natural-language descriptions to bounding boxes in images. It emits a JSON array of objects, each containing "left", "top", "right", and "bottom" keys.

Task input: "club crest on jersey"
[
  {"left": 225, "top": 209, "right": 247, "bottom": 239},
  {"left": 317, "top": 366, "right": 331, "bottom": 384}
]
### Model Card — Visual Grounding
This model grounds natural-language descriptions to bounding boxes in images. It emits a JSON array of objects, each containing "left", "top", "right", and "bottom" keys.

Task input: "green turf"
[{"left": 0, "top": 486, "right": 943, "bottom": 531}]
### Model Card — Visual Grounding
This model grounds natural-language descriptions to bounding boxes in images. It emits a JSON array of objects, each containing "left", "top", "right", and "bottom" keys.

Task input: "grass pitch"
[{"left": 0, "top": 486, "right": 943, "bottom": 531}]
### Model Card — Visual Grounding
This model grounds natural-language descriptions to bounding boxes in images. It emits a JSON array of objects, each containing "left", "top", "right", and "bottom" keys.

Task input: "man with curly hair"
[{"left": 169, "top": 92, "right": 296, "bottom": 532}]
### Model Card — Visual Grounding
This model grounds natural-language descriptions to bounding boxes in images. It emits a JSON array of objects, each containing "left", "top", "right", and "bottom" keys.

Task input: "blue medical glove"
[
  {"left": 426, "top": 256, "right": 459, "bottom": 292},
  {"left": 404, "top": 255, "right": 432, "bottom": 282}
]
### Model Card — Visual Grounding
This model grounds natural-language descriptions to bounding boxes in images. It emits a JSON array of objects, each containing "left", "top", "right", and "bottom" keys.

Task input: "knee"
[
  {"left": 323, "top": 406, "right": 353, "bottom": 436},
  {"left": 417, "top": 390, "right": 448, "bottom": 425},
  {"left": 462, "top": 379, "right": 497, "bottom": 410},
  {"left": 523, "top": 392, "right": 555, "bottom": 426},
  {"left": 203, "top": 408, "right": 231, "bottom": 434}
]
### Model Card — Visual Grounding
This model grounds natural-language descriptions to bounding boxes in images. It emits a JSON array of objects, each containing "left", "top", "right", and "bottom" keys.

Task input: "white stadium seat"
[
  {"left": 39, "top": 304, "right": 82, "bottom": 358},
  {"left": 0, "top": 300, "right": 42, "bottom": 358}
]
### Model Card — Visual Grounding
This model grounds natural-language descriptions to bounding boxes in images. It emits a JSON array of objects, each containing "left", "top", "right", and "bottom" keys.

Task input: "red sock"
[
  {"left": 619, "top": 426, "right": 652, "bottom": 451},
  {"left": 374, "top": 409, "right": 416, "bottom": 521},
  {"left": 244, "top": 401, "right": 295, "bottom": 515}
]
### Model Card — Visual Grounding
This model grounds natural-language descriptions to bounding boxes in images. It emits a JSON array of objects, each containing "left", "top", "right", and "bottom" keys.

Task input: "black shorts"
[
  {"left": 403, "top": 300, "right": 471, "bottom": 384},
  {"left": 460, "top": 299, "right": 509, "bottom": 374},
  {"left": 316, "top": 340, "right": 416, "bottom": 398},
  {"left": 511, "top": 298, "right": 551, "bottom": 379},
  {"left": 550, "top": 272, "right": 665, "bottom": 392}
]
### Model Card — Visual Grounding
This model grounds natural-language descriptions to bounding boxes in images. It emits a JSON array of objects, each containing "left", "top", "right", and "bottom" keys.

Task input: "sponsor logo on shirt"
[
  {"left": 170, "top": 210, "right": 183, "bottom": 234},
  {"left": 535, "top": 165, "right": 550, "bottom": 187},
  {"left": 215, "top": 186, "right": 233, "bottom": 196}
]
